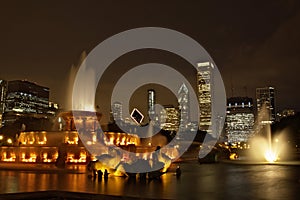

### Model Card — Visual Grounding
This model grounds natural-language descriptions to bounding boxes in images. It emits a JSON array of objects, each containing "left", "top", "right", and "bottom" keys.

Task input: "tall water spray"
[
  {"left": 65, "top": 51, "right": 88, "bottom": 111},
  {"left": 249, "top": 103, "right": 286, "bottom": 163}
]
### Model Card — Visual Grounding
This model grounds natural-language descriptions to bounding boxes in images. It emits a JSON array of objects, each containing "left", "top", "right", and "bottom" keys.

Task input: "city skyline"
[
  {"left": 1, "top": 2, "right": 300, "bottom": 200},
  {"left": 0, "top": 1, "right": 300, "bottom": 113}
]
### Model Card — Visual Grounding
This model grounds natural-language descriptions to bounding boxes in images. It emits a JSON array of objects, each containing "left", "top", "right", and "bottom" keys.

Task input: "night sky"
[{"left": 1, "top": 0, "right": 300, "bottom": 121}]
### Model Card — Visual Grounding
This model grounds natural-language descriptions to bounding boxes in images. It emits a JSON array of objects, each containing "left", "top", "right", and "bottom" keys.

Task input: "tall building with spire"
[
  {"left": 0, "top": 79, "right": 7, "bottom": 127},
  {"left": 197, "top": 62, "right": 214, "bottom": 135},
  {"left": 0, "top": 79, "right": 7, "bottom": 114},
  {"left": 178, "top": 83, "right": 190, "bottom": 131}
]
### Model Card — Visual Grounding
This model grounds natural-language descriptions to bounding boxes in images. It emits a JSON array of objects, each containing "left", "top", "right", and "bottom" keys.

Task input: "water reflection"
[{"left": 0, "top": 163, "right": 300, "bottom": 199}]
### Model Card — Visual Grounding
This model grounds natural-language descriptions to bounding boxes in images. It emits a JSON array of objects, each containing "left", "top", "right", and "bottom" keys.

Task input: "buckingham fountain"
[
  {"left": 0, "top": 53, "right": 173, "bottom": 176},
  {"left": 0, "top": 99, "right": 173, "bottom": 177},
  {"left": 59, "top": 109, "right": 173, "bottom": 177}
]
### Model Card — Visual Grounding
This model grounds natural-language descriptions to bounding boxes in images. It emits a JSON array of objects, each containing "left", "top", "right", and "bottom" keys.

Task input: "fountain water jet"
[
  {"left": 65, "top": 51, "right": 87, "bottom": 111},
  {"left": 248, "top": 103, "right": 286, "bottom": 163}
]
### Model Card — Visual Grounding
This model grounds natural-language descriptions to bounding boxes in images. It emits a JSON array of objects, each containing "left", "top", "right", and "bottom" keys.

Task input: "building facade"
[
  {"left": 0, "top": 80, "right": 7, "bottom": 114},
  {"left": 277, "top": 109, "right": 296, "bottom": 121},
  {"left": 148, "top": 89, "right": 155, "bottom": 120},
  {"left": 197, "top": 62, "right": 214, "bottom": 135},
  {"left": 5, "top": 80, "right": 50, "bottom": 114},
  {"left": 225, "top": 97, "right": 255, "bottom": 143},
  {"left": 0, "top": 80, "right": 7, "bottom": 127},
  {"left": 178, "top": 83, "right": 190, "bottom": 131},
  {"left": 112, "top": 101, "right": 123, "bottom": 122},
  {"left": 2, "top": 80, "right": 51, "bottom": 126},
  {"left": 256, "top": 86, "right": 276, "bottom": 123},
  {"left": 160, "top": 105, "right": 179, "bottom": 132}
]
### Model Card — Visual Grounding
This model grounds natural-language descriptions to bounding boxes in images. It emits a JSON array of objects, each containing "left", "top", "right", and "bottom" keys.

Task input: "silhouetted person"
[
  {"left": 97, "top": 170, "right": 103, "bottom": 181},
  {"left": 139, "top": 172, "right": 147, "bottom": 181},
  {"left": 176, "top": 165, "right": 181, "bottom": 178},
  {"left": 104, "top": 169, "right": 109, "bottom": 181},
  {"left": 55, "top": 144, "right": 67, "bottom": 168},
  {"left": 92, "top": 169, "right": 97, "bottom": 180}
]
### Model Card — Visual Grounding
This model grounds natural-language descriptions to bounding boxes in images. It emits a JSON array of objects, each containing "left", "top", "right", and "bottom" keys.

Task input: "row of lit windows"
[
  {"left": 228, "top": 102, "right": 252, "bottom": 108},
  {"left": 226, "top": 112, "right": 254, "bottom": 142}
]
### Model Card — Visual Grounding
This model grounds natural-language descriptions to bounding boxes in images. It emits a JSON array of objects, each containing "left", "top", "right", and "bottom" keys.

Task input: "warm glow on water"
[{"left": 1, "top": 163, "right": 300, "bottom": 199}]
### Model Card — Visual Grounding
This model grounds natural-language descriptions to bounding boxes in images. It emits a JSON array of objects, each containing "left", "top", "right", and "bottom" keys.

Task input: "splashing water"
[
  {"left": 249, "top": 103, "right": 286, "bottom": 163},
  {"left": 264, "top": 149, "right": 277, "bottom": 163},
  {"left": 71, "top": 52, "right": 97, "bottom": 112}
]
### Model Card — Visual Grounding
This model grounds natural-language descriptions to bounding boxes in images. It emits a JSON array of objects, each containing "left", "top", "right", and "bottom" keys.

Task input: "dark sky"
[{"left": 1, "top": 0, "right": 300, "bottom": 119}]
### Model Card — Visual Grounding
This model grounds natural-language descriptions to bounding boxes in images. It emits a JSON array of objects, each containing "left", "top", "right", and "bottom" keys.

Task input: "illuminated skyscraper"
[
  {"left": 197, "top": 62, "right": 214, "bottom": 135},
  {"left": 0, "top": 80, "right": 7, "bottom": 127},
  {"left": 256, "top": 86, "right": 276, "bottom": 123},
  {"left": 5, "top": 80, "right": 49, "bottom": 114},
  {"left": 178, "top": 83, "right": 189, "bottom": 131},
  {"left": 148, "top": 89, "right": 155, "bottom": 119},
  {"left": 112, "top": 101, "right": 123, "bottom": 121},
  {"left": 160, "top": 105, "right": 179, "bottom": 132},
  {"left": 0, "top": 79, "right": 7, "bottom": 114},
  {"left": 225, "top": 97, "right": 255, "bottom": 143}
]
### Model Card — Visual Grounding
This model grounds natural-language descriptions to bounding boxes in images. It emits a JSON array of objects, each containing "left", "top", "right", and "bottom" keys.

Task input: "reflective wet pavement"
[{"left": 0, "top": 162, "right": 300, "bottom": 200}]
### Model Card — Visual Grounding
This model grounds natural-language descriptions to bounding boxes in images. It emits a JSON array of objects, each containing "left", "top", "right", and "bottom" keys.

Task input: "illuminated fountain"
[
  {"left": 67, "top": 56, "right": 173, "bottom": 177},
  {"left": 66, "top": 108, "right": 172, "bottom": 176},
  {"left": 247, "top": 104, "right": 287, "bottom": 163},
  {"left": 77, "top": 114, "right": 172, "bottom": 176}
]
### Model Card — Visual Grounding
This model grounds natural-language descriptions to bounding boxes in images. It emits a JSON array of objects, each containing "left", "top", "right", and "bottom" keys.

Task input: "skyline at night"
[
  {"left": 1, "top": 2, "right": 300, "bottom": 199},
  {"left": 0, "top": 0, "right": 300, "bottom": 113}
]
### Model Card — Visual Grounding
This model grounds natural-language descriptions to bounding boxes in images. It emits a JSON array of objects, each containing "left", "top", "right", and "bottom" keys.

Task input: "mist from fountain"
[
  {"left": 72, "top": 53, "right": 97, "bottom": 112},
  {"left": 64, "top": 51, "right": 87, "bottom": 111},
  {"left": 66, "top": 51, "right": 97, "bottom": 112},
  {"left": 248, "top": 103, "right": 287, "bottom": 163}
]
